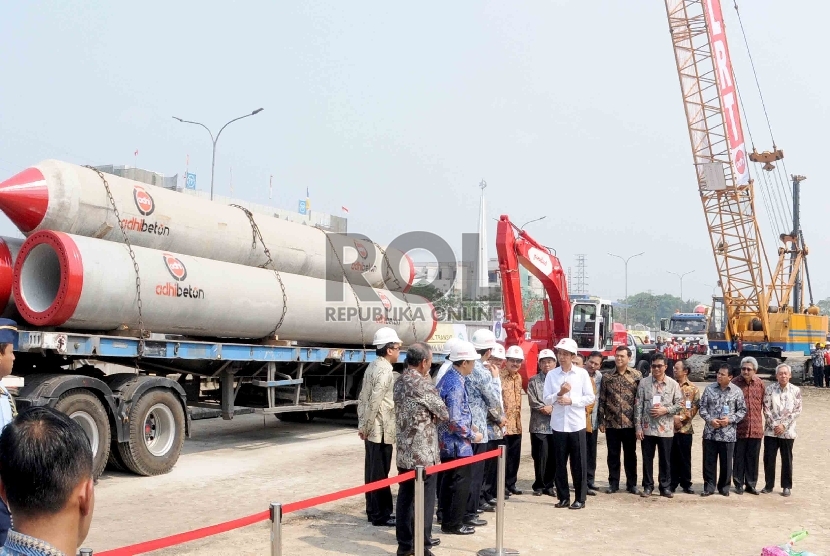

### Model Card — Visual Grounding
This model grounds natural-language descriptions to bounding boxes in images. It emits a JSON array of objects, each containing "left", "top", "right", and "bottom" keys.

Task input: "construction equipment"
[
  {"left": 664, "top": 0, "right": 827, "bottom": 381},
  {"left": 495, "top": 215, "right": 627, "bottom": 386}
]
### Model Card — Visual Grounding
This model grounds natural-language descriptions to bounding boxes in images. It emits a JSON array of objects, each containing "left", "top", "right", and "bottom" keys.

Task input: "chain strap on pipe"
[
  {"left": 317, "top": 227, "right": 366, "bottom": 350},
  {"left": 230, "top": 205, "right": 288, "bottom": 336},
  {"left": 375, "top": 243, "right": 418, "bottom": 342},
  {"left": 85, "top": 166, "right": 146, "bottom": 357}
]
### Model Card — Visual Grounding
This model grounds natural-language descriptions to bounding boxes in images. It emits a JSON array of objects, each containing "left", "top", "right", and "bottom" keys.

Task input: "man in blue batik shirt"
[
  {"left": 463, "top": 330, "right": 505, "bottom": 527},
  {"left": 436, "top": 341, "right": 483, "bottom": 536}
]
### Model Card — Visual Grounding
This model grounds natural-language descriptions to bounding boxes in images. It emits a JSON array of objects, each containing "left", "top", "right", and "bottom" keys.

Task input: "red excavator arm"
[{"left": 496, "top": 215, "right": 571, "bottom": 387}]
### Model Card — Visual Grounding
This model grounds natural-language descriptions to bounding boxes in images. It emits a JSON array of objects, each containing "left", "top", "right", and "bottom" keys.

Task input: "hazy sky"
[{"left": 1, "top": 1, "right": 827, "bottom": 305}]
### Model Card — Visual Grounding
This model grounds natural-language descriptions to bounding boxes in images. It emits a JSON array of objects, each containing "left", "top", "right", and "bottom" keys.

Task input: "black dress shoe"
[
  {"left": 480, "top": 504, "right": 495, "bottom": 513},
  {"left": 627, "top": 486, "right": 642, "bottom": 496},
  {"left": 542, "top": 488, "right": 556, "bottom": 497},
  {"left": 503, "top": 490, "right": 511, "bottom": 499},
  {"left": 463, "top": 517, "right": 487, "bottom": 527},
  {"left": 719, "top": 489, "right": 729, "bottom": 497},
  {"left": 569, "top": 501, "right": 585, "bottom": 509},
  {"left": 372, "top": 517, "right": 396, "bottom": 526},
  {"left": 532, "top": 490, "right": 543, "bottom": 496},
  {"left": 486, "top": 497, "right": 497, "bottom": 505},
  {"left": 428, "top": 538, "right": 441, "bottom": 547},
  {"left": 700, "top": 490, "right": 715, "bottom": 497},
  {"left": 761, "top": 487, "right": 773, "bottom": 494},
  {"left": 640, "top": 488, "right": 653, "bottom": 498},
  {"left": 586, "top": 489, "right": 597, "bottom": 496},
  {"left": 782, "top": 488, "right": 791, "bottom": 497},
  {"left": 745, "top": 486, "right": 759, "bottom": 495},
  {"left": 508, "top": 486, "right": 523, "bottom": 495},
  {"left": 554, "top": 499, "right": 571, "bottom": 508},
  {"left": 682, "top": 487, "right": 695, "bottom": 495},
  {"left": 587, "top": 483, "right": 599, "bottom": 491},
  {"left": 442, "top": 525, "right": 475, "bottom": 535},
  {"left": 734, "top": 487, "right": 744, "bottom": 495},
  {"left": 605, "top": 487, "right": 619, "bottom": 494},
  {"left": 660, "top": 489, "right": 673, "bottom": 499}
]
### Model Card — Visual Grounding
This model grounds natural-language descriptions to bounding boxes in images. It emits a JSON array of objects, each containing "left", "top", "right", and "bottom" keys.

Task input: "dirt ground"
[{"left": 85, "top": 383, "right": 830, "bottom": 556}]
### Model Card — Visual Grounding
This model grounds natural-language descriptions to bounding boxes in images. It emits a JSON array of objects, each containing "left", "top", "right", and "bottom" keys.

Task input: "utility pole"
[
  {"left": 608, "top": 252, "right": 645, "bottom": 326},
  {"left": 791, "top": 175, "right": 806, "bottom": 312},
  {"left": 667, "top": 270, "right": 695, "bottom": 304}
]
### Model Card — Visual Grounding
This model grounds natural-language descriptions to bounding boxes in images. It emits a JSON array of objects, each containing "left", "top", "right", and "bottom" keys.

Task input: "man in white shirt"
[{"left": 543, "top": 338, "right": 595, "bottom": 510}]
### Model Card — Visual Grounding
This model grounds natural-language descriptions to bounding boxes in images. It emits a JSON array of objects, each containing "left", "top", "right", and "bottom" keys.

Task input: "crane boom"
[{"left": 664, "top": 0, "right": 773, "bottom": 338}]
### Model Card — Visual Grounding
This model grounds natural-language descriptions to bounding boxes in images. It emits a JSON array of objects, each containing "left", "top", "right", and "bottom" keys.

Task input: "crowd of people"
[
  {"left": 357, "top": 327, "right": 805, "bottom": 556},
  {"left": 810, "top": 342, "right": 830, "bottom": 387}
]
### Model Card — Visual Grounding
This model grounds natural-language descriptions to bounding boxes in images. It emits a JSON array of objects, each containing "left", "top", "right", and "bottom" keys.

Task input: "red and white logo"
[
  {"left": 163, "top": 253, "right": 188, "bottom": 281},
  {"left": 354, "top": 240, "right": 369, "bottom": 259},
  {"left": 378, "top": 292, "right": 393, "bottom": 311},
  {"left": 133, "top": 186, "right": 155, "bottom": 216}
]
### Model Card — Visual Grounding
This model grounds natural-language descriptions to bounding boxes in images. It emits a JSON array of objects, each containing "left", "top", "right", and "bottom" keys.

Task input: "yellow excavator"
[{"left": 663, "top": 0, "right": 827, "bottom": 382}]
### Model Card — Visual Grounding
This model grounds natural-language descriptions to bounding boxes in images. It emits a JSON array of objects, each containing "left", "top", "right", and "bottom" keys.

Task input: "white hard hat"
[
  {"left": 538, "top": 349, "right": 557, "bottom": 361},
  {"left": 450, "top": 341, "right": 482, "bottom": 362},
  {"left": 490, "top": 344, "right": 506, "bottom": 360},
  {"left": 372, "top": 327, "right": 402, "bottom": 346},
  {"left": 505, "top": 346, "right": 525, "bottom": 360},
  {"left": 441, "top": 337, "right": 461, "bottom": 355},
  {"left": 471, "top": 329, "right": 498, "bottom": 350},
  {"left": 555, "top": 338, "right": 579, "bottom": 355}
]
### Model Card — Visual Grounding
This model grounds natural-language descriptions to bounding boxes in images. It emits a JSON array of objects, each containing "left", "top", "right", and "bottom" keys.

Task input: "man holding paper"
[
  {"left": 543, "top": 338, "right": 596, "bottom": 510},
  {"left": 635, "top": 353, "right": 682, "bottom": 498}
]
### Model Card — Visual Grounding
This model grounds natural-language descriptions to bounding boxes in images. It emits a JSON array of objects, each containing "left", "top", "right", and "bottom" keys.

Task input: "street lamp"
[
  {"left": 608, "top": 251, "right": 645, "bottom": 326},
  {"left": 667, "top": 270, "right": 695, "bottom": 302},
  {"left": 520, "top": 215, "right": 547, "bottom": 229},
  {"left": 172, "top": 108, "right": 264, "bottom": 200}
]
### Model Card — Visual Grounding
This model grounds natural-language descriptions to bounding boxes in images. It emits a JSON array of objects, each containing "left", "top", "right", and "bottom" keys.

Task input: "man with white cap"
[
  {"left": 357, "top": 327, "right": 402, "bottom": 527},
  {"left": 463, "top": 329, "right": 504, "bottom": 527},
  {"left": 433, "top": 337, "right": 460, "bottom": 386},
  {"left": 528, "top": 349, "right": 557, "bottom": 496},
  {"left": 543, "top": 338, "right": 595, "bottom": 509},
  {"left": 480, "top": 344, "right": 506, "bottom": 509},
  {"left": 436, "top": 341, "right": 484, "bottom": 536}
]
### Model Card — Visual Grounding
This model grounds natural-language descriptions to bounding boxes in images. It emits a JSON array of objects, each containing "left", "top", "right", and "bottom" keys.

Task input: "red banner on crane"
[{"left": 703, "top": 0, "right": 750, "bottom": 186}]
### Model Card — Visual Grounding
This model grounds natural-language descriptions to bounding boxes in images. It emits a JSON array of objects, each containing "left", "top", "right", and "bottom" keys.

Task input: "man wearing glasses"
[
  {"left": 731, "top": 357, "right": 766, "bottom": 495},
  {"left": 635, "top": 354, "right": 682, "bottom": 498},
  {"left": 357, "top": 328, "right": 403, "bottom": 527}
]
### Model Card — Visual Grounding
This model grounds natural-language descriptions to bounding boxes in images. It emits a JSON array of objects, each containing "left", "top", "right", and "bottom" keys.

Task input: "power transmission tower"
[
  {"left": 567, "top": 267, "right": 572, "bottom": 292},
  {"left": 574, "top": 254, "right": 588, "bottom": 295}
]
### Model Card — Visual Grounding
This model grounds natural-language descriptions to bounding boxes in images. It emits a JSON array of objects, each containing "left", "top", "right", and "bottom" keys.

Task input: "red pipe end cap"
[
  {"left": 0, "top": 167, "right": 48, "bottom": 233},
  {"left": 0, "top": 239, "right": 13, "bottom": 310}
]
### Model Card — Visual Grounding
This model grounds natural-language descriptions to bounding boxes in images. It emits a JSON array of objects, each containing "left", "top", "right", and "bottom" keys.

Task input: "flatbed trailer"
[{"left": 10, "top": 329, "right": 443, "bottom": 477}]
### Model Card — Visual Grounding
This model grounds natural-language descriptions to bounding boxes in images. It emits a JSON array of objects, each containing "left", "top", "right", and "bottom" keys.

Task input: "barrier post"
[
  {"left": 477, "top": 446, "right": 518, "bottom": 556},
  {"left": 270, "top": 502, "right": 282, "bottom": 556},
  {"left": 79, "top": 549, "right": 93, "bottom": 555},
  {"left": 414, "top": 465, "right": 425, "bottom": 556}
]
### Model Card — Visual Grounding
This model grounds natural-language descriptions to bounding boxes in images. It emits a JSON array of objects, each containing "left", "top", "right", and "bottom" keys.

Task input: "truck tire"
[
  {"left": 106, "top": 442, "right": 129, "bottom": 472},
  {"left": 685, "top": 354, "right": 711, "bottom": 382},
  {"left": 54, "top": 390, "right": 111, "bottom": 479},
  {"left": 117, "top": 388, "right": 185, "bottom": 476},
  {"left": 637, "top": 359, "right": 650, "bottom": 377}
]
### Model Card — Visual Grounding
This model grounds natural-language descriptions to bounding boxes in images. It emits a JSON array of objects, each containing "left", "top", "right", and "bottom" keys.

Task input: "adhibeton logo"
[
  {"left": 156, "top": 253, "right": 205, "bottom": 299},
  {"left": 133, "top": 185, "right": 155, "bottom": 216}
]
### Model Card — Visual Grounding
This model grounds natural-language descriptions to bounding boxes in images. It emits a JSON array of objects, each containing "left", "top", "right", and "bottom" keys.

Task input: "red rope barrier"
[{"left": 95, "top": 448, "right": 501, "bottom": 555}]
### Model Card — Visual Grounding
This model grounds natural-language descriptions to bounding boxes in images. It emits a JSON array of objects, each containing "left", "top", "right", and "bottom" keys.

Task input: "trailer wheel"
[
  {"left": 117, "top": 389, "right": 185, "bottom": 476},
  {"left": 106, "top": 442, "right": 129, "bottom": 472},
  {"left": 54, "top": 390, "right": 111, "bottom": 479}
]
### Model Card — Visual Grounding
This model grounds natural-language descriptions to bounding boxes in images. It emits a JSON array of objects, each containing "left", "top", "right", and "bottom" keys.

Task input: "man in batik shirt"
[
  {"left": 762, "top": 364, "right": 803, "bottom": 497},
  {"left": 394, "top": 343, "right": 448, "bottom": 556},
  {"left": 670, "top": 360, "right": 700, "bottom": 494},
  {"left": 732, "top": 357, "right": 766, "bottom": 495},
  {"left": 699, "top": 365, "right": 747, "bottom": 497}
]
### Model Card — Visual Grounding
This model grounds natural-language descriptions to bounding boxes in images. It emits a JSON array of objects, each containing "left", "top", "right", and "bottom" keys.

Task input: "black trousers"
[
  {"left": 586, "top": 429, "right": 599, "bottom": 486},
  {"left": 504, "top": 434, "right": 522, "bottom": 490},
  {"left": 733, "top": 437, "right": 762, "bottom": 490},
  {"left": 530, "top": 432, "right": 555, "bottom": 491},
  {"left": 606, "top": 427, "right": 638, "bottom": 489},
  {"left": 465, "top": 443, "right": 487, "bottom": 519},
  {"left": 670, "top": 433, "right": 694, "bottom": 490},
  {"left": 552, "top": 429, "right": 588, "bottom": 503},
  {"left": 814, "top": 366, "right": 825, "bottom": 387},
  {"left": 439, "top": 457, "right": 472, "bottom": 531},
  {"left": 641, "top": 436, "right": 672, "bottom": 491},
  {"left": 763, "top": 436, "right": 795, "bottom": 490},
  {"left": 396, "top": 467, "right": 437, "bottom": 553},
  {"left": 364, "top": 440, "right": 394, "bottom": 523},
  {"left": 702, "top": 439, "right": 734, "bottom": 493},
  {"left": 824, "top": 368, "right": 830, "bottom": 388},
  {"left": 482, "top": 438, "right": 505, "bottom": 502},
  {"left": 0, "top": 500, "right": 9, "bottom": 546}
]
